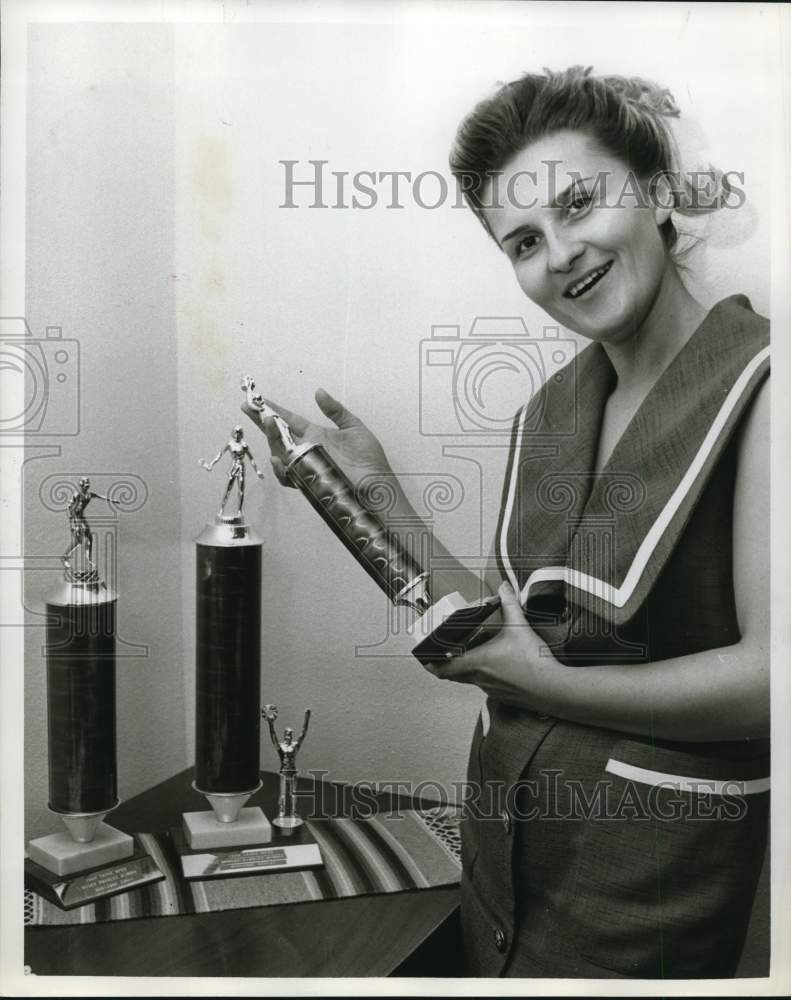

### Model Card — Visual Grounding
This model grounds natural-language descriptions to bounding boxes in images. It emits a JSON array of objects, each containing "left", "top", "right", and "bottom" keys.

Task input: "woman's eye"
[
  {"left": 566, "top": 192, "right": 593, "bottom": 217},
  {"left": 514, "top": 234, "right": 539, "bottom": 258}
]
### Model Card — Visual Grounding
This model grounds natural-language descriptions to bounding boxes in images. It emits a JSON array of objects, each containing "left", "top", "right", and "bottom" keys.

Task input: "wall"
[
  {"left": 23, "top": 24, "right": 186, "bottom": 837},
  {"left": 23, "top": 9, "right": 772, "bottom": 834}
]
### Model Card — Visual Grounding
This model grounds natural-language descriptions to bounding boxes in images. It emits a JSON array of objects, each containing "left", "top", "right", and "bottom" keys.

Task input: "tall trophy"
[
  {"left": 25, "top": 479, "right": 164, "bottom": 909},
  {"left": 182, "top": 427, "right": 272, "bottom": 851},
  {"left": 241, "top": 376, "right": 500, "bottom": 663}
]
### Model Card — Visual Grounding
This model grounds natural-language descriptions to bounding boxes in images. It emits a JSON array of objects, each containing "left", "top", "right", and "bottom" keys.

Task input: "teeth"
[{"left": 568, "top": 264, "right": 610, "bottom": 298}]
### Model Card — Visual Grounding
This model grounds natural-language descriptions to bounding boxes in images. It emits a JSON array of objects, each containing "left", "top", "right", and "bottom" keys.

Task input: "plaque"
[
  {"left": 25, "top": 836, "right": 165, "bottom": 910},
  {"left": 171, "top": 823, "right": 323, "bottom": 881}
]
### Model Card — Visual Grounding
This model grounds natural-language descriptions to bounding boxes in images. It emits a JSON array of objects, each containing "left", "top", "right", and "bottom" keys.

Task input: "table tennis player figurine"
[
  {"left": 61, "top": 477, "right": 117, "bottom": 584},
  {"left": 199, "top": 425, "right": 265, "bottom": 521},
  {"left": 262, "top": 704, "right": 311, "bottom": 829}
]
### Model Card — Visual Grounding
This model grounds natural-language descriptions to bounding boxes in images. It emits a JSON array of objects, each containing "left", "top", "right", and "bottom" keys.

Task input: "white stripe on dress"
[
  {"left": 605, "top": 757, "right": 770, "bottom": 795},
  {"left": 499, "top": 346, "right": 770, "bottom": 609}
]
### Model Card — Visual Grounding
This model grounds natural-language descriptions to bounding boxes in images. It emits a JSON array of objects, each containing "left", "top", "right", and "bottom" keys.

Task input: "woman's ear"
[{"left": 650, "top": 172, "right": 676, "bottom": 227}]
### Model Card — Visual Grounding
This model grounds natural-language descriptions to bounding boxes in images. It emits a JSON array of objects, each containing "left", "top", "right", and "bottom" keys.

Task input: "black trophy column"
[
  {"left": 194, "top": 524, "right": 262, "bottom": 794},
  {"left": 287, "top": 444, "right": 426, "bottom": 603},
  {"left": 45, "top": 591, "right": 118, "bottom": 815}
]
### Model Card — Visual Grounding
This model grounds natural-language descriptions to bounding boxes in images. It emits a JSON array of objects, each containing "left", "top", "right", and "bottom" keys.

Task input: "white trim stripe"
[
  {"left": 605, "top": 758, "right": 770, "bottom": 796},
  {"left": 479, "top": 701, "right": 491, "bottom": 737},
  {"left": 500, "top": 346, "right": 770, "bottom": 609},
  {"left": 499, "top": 402, "right": 530, "bottom": 594}
]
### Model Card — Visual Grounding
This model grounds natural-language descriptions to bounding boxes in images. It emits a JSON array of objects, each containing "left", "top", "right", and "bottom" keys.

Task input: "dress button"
[
  {"left": 494, "top": 927, "right": 508, "bottom": 953},
  {"left": 501, "top": 811, "right": 511, "bottom": 834}
]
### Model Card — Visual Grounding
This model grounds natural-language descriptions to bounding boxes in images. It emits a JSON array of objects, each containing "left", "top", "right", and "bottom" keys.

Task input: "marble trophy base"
[
  {"left": 183, "top": 779, "right": 271, "bottom": 850},
  {"left": 183, "top": 807, "right": 273, "bottom": 849},
  {"left": 25, "top": 809, "right": 164, "bottom": 912},
  {"left": 27, "top": 822, "right": 133, "bottom": 877},
  {"left": 410, "top": 591, "right": 502, "bottom": 665},
  {"left": 25, "top": 830, "right": 164, "bottom": 910}
]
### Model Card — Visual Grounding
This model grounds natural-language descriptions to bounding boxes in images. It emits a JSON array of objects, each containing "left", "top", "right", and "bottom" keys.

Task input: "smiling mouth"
[{"left": 564, "top": 260, "right": 613, "bottom": 299}]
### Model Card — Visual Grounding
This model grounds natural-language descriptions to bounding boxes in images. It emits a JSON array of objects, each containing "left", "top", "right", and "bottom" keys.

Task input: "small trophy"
[
  {"left": 262, "top": 705, "right": 311, "bottom": 829},
  {"left": 25, "top": 479, "right": 164, "bottom": 909},
  {"left": 182, "top": 429, "right": 272, "bottom": 852},
  {"left": 241, "top": 376, "right": 500, "bottom": 663}
]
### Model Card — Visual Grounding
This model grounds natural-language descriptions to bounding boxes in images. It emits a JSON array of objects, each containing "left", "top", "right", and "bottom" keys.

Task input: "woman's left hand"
[{"left": 423, "top": 581, "right": 558, "bottom": 709}]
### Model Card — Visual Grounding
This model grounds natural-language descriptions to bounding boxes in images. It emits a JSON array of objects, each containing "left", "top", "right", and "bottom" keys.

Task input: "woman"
[{"left": 247, "top": 67, "right": 769, "bottom": 978}]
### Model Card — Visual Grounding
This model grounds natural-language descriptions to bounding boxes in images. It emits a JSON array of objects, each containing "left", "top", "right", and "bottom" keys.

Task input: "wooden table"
[{"left": 25, "top": 768, "right": 461, "bottom": 978}]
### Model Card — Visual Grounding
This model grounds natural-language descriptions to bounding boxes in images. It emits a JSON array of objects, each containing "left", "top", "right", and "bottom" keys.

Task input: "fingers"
[
  {"left": 422, "top": 650, "right": 475, "bottom": 684},
  {"left": 240, "top": 397, "right": 310, "bottom": 437},
  {"left": 498, "top": 580, "right": 526, "bottom": 627},
  {"left": 315, "top": 387, "right": 360, "bottom": 430},
  {"left": 261, "top": 415, "right": 285, "bottom": 452},
  {"left": 423, "top": 655, "right": 454, "bottom": 678},
  {"left": 241, "top": 385, "right": 358, "bottom": 436},
  {"left": 263, "top": 397, "right": 310, "bottom": 436},
  {"left": 269, "top": 455, "right": 295, "bottom": 489},
  {"left": 240, "top": 400, "right": 265, "bottom": 428}
]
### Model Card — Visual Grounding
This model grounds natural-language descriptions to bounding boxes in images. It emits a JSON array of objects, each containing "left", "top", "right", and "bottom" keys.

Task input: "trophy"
[
  {"left": 262, "top": 705, "right": 311, "bottom": 829},
  {"left": 182, "top": 428, "right": 272, "bottom": 851},
  {"left": 241, "top": 376, "right": 501, "bottom": 663},
  {"left": 25, "top": 479, "right": 164, "bottom": 909},
  {"left": 177, "top": 701, "right": 323, "bottom": 880}
]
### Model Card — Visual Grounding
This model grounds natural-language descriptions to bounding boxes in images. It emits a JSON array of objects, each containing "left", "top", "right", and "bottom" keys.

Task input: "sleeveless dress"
[{"left": 461, "top": 295, "right": 770, "bottom": 978}]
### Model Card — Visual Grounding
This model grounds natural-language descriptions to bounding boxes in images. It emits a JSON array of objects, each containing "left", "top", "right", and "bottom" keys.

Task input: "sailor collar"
[{"left": 497, "top": 294, "right": 770, "bottom": 625}]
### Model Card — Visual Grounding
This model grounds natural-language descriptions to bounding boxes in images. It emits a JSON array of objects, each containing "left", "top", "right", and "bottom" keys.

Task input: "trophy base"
[
  {"left": 411, "top": 592, "right": 502, "bottom": 665},
  {"left": 27, "top": 822, "right": 133, "bottom": 877},
  {"left": 171, "top": 822, "right": 323, "bottom": 881},
  {"left": 195, "top": 519, "right": 262, "bottom": 548},
  {"left": 183, "top": 806, "right": 272, "bottom": 850},
  {"left": 272, "top": 815, "right": 304, "bottom": 830},
  {"left": 25, "top": 834, "right": 164, "bottom": 910}
]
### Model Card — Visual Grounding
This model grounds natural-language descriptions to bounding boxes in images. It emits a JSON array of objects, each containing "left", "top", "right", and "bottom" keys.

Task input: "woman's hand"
[
  {"left": 242, "top": 384, "right": 487, "bottom": 606},
  {"left": 241, "top": 387, "right": 393, "bottom": 493},
  {"left": 424, "top": 581, "right": 558, "bottom": 710}
]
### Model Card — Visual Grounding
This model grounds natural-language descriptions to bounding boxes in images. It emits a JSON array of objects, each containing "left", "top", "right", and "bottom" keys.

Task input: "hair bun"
[
  {"left": 449, "top": 64, "right": 731, "bottom": 261},
  {"left": 603, "top": 74, "right": 681, "bottom": 121}
]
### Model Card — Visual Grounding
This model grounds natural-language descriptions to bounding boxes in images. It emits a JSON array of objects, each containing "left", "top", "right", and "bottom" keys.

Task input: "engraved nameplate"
[{"left": 25, "top": 840, "right": 165, "bottom": 911}]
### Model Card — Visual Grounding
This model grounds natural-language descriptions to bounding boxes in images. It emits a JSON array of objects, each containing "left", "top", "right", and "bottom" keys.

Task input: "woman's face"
[{"left": 481, "top": 130, "right": 672, "bottom": 343}]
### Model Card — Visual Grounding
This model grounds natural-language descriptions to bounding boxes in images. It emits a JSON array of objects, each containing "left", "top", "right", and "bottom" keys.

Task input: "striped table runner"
[{"left": 26, "top": 808, "right": 461, "bottom": 927}]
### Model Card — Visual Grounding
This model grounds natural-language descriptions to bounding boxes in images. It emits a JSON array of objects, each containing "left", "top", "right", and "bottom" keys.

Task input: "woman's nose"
[{"left": 546, "top": 234, "right": 584, "bottom": 274}]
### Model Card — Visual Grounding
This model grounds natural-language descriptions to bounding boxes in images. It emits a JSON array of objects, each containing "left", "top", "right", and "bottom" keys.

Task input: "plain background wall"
[
  {"left": 23, "top": 25, "right": 187, "bottom": 837},
  {"left": 24, "top": 9, "right": 772, "bottom": 836}
]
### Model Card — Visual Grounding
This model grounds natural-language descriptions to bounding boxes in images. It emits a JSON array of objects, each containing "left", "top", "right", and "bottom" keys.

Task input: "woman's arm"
[{"left": 427, "top": 380, "right": 770, "bottom": 743}]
